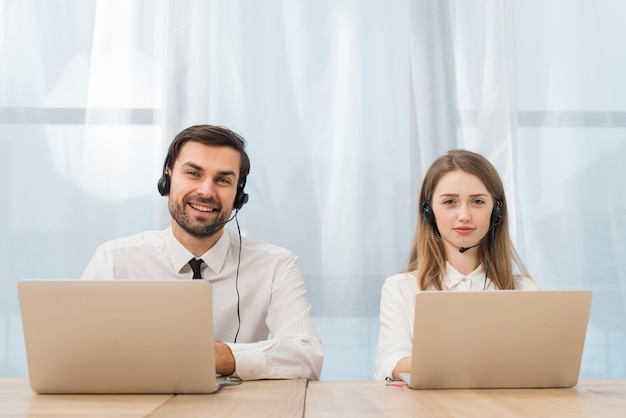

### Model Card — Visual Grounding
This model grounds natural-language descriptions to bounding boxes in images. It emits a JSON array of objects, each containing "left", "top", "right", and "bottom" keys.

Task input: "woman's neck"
[{"left": 445, "top": 244, "right": 480, "bottom": 276}]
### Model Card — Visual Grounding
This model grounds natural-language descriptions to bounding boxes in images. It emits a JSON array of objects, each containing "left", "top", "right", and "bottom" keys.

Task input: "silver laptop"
[
  {"left": 399, "top": 290, "right": 592, "bottom": 389},
  {"left": 18, "top": 279, "right": 226, "bottom": 394}
]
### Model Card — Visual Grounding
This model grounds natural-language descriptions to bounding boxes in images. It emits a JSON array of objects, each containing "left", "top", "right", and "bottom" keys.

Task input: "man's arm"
[{"left": 227, "top": 253, "right": 323, "bottom": 380}]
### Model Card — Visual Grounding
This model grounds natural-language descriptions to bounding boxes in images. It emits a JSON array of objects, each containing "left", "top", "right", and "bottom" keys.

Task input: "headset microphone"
[
  {"left": 459, "top": 243, "right": 481, "bottom": 253},
  {"left": 203, "top": 210, "right": 239, "bottom": 235}
]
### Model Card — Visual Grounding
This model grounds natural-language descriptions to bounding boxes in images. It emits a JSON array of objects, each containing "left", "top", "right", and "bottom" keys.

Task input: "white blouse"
[{"left": 375, "top": 262, "right": 538, "bottom": 380}]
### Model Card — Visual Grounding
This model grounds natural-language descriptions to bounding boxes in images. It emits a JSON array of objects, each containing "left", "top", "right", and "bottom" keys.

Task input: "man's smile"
[{"left": 189, "top": 202, "right": 216, "bottom": 212}]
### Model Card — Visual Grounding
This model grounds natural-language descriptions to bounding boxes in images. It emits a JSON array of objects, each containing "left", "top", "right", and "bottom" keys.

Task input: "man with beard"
[{"left": 81, "top": 125, "right": 323, "bottom": 381}]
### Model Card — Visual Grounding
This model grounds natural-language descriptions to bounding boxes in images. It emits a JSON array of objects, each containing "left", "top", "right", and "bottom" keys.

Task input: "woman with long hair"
[{"left": 376, "top": 150, "right": 537, "bottom": 380}]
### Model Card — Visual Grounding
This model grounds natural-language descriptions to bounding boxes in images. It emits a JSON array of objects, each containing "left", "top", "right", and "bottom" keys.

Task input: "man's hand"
[{"left": 215, "top": 342, "right": 236, "bottom": 376}]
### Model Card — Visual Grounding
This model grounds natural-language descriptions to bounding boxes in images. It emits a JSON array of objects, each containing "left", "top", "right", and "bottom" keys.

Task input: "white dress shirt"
[
  {"left": 81, "top": 227, "right": 323, "bottom": 381},
  {"left": 375, "top": 262, "right": 538, "bottom": 380}
]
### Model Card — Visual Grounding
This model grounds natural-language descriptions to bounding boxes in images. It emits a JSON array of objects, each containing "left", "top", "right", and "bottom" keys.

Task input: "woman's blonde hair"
[{"left": 405, "top": 150, "right": 531, "bottom": 290}]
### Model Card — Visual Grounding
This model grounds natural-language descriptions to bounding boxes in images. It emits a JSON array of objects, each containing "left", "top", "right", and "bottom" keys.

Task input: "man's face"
[{"left": 167, "top": 141, "right": 241, "bottom": 238}]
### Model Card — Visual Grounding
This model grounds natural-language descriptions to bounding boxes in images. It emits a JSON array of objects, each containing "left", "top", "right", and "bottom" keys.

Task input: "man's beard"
[{"left": 169, "top": 196, "right": 229, "bottom": 238}]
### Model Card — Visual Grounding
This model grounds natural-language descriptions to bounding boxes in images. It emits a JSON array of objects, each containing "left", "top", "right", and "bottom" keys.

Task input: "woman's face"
[{"left": 430, "top": 169, "right": 495, "bottom": 255}]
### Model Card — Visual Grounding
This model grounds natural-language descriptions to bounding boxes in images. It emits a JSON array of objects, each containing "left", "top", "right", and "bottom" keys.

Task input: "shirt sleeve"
[
  {"left": 514, "top": 275, "right": 539, "bottom": 290},
  {"left": 226, "top": 254, "right": 323, "bottom": 381},
  {"left": 80, "top": 246, "right": 110, "bottom": 280},
  {"left": 375, "top": 276, "right": 414, "bottom": 380}
]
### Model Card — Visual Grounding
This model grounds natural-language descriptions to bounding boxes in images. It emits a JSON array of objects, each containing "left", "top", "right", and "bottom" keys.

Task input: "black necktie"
[{"left": 189, "top": 258, "right": 204, "bottom": 280}]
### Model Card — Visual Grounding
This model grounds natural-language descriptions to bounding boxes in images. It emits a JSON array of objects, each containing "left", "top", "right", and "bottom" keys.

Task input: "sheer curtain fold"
[
  {"left": 475, "top": 0, "right": 519, "bottom": 239},
  {"left": 409, "top": 0, "right": 459, "bottom": 179}
]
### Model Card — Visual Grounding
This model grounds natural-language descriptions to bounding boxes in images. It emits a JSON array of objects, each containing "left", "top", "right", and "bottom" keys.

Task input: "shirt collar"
[
  {"left": 444, "top": 262, "right": 487, "bottom": 290},
  {"left": 200, "top": 229, "right": 230, "bottom": 275},
  {"left": 166, "top": 227, "right": 231, "bottom": 275}
]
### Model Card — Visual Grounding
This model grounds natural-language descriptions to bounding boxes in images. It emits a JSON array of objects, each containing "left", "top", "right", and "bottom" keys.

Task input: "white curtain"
[{"left": 1, "top": 0, "right": 624, "bottom": 379}]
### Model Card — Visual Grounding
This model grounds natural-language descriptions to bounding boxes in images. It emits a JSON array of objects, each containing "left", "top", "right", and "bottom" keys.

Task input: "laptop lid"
[
  {"left": 401, "top": 290, "right": 592, "bottom": 389},
  {"left": 18, "top": 279, "right": 224, "bottom": 394}
]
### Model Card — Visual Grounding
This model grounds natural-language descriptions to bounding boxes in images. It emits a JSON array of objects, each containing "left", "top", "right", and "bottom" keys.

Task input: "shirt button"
[{"left": 462, "top": 277, "right": 468, "bottom": 282}]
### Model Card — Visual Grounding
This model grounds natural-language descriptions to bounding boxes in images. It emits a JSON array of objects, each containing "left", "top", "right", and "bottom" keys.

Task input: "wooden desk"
[
  {"left": 304, "top": 379, "right": 626, "bottom": 417},
  {"left": 0, "top": 379, "right": 172, "bottom": 417},
  {"left": 4, "top": 378, "right": 625, "bottom": 417},
  {"left": 0, "top": 378, "right": 307, "bottom": 418},
  {"left": 146, "top": 378, "right": 306, "bottom": 418}
]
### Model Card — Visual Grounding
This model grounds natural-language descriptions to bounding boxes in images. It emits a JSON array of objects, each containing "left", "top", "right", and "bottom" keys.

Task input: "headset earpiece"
[
  {"left": 491, "top": 200, "right": 504, "bottom": 227},
  {"left": 157, "top": 173, "right": 170, "bottom": 196},
  {"left": 421, "top": 201, "right": 435, "bottom": 225},
  {"left": 157, "top": 156, "right": 171, "bottom": 196},
  {"left": 233, "top": 187, "right": 249, "bottom": 210}
]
